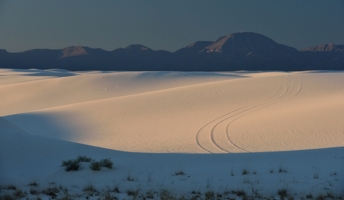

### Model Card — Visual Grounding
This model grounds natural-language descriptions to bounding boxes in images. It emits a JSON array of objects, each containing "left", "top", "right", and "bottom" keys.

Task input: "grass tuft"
[
  {"left": 76, "top": 155, "right": 93, "bottom": 162},
  {"left": 90, "top": 161, "right": 101, "bottom": 171},
  {"left": 242, "top": 168, "right": 250, "bottom": 175},
  {"left": 61, "top": 159, "right": 81, "bottom": 171},
  {"left": 12, "top": 189, "right": 25, "bottom": 198},
  {"left": 41, "top": 186, "right": 59, "bottom": 198},
  {"left": 127, "top": 189, "right": 139, "bottom": 197},
  {"left": 174, "top": 170, "right": 185, "bottom": 176},
  {"left": 278, "top": 188, "right": 288, "bottom": 198},
  {"left": 232, "top": 189, "right": 246, "bottom": 197},
  {"left": 99, "top": 158, "right": 113, "bottom": 169},
  {"left": 205, "top": 191, "right": 214, "bottom": 200},
  {"left": 278, "top": 167, "right": 288, "bottom": 173}
]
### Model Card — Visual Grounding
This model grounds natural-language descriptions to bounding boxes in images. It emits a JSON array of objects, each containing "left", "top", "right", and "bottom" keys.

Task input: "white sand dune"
[
  {"left": 0, "top": 69, "right": 343, "bottom": 198},
  {"left": 1, "top": 70, "right": 343, "bottom": 153}
]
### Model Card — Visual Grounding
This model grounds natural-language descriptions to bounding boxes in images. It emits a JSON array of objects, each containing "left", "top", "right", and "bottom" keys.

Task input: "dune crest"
[{"left": 1, "top": 69, "right": 343, "bottom": 153}]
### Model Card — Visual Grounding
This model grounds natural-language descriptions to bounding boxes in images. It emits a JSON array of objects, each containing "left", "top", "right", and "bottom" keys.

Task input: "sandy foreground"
[{"left": 0, "top": 69, "right": 343, "bottom": 199}]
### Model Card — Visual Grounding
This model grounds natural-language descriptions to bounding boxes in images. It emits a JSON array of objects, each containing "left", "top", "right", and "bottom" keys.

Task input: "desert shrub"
[
  {"left": 278, "top": 167, "right": 288, "bottom": 173},
  {"left": 13, "top": 189, "right": 25, "bottom": 198},
  {"left": 159, "top": 189, "right": 175, "bottom": 200},
  {"left": 174, "top": 170, "right": 185, "bottom": 176},
  {"left": 233, "top": 189, "right": 246, "bottom": 197},
  {"left": 102, "top": 191, "right": 118, "bottom": 200},
  {"left": 61, "top": 156, "right": 113, "bottom": 172},
  {"left": 278, "top": 188, "right": 288, "bottom": 198},
  {"left": 99, "top": 158, "right": 113, "bottom": 169},
  {"left": 30, "top": 189, "right": 39, "bottom": 195},
  {"left": 6, "top": 185, "right": 16, "bottom": 190},
  {"left": 28, "top": 182, "right": 39, "bottom": 187},
  {"left": 242, "top": 168, "right": 250, "bottom": 175},
  {"left": 127, "top": 189, "right": 139, "bottom": 197},
  {"left": 83, "top": 185, "right": 98, "bottom": 193},
  {"left": 127, "top": 175, "right": 136, "bottom": 181},
  {"left": 77, "top": 155, "right": 93, "bottom": 162},
  {"left": 205, "top": 191, "right": 214, "bottom": 199},
  {"left": 90, "top": 161, "right": 101, "bottom": 171},
  {"left": 61, "top": 159, "right": 81, "bottom": 171},
  {"left": 42, "top": 186, "right": 59, "bottom": 198}
]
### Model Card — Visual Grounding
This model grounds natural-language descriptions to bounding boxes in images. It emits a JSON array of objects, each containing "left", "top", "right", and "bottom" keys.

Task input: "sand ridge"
[{"left": 1, "top": 69, "right": 343, "bottom": 153}]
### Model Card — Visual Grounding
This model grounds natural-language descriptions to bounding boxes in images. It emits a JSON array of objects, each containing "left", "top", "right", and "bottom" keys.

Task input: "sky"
[{"left": 0, "top": 0, "right": 343, "bottom": 53}]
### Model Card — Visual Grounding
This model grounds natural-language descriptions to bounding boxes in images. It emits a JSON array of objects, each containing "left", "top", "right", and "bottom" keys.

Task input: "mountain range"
[{"left": 0, "top": 32, "right": 343, "bottom": 71}]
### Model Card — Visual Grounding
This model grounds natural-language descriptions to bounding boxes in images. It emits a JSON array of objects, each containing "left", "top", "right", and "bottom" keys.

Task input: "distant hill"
[
  {"left": 0, "top": 32, "right": 343, "bottom": 71},
  {"left": 302, "top": 43, "right": 344, "bottom": 52}
]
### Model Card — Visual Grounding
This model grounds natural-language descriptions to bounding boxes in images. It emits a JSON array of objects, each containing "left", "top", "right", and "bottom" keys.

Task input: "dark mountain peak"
[
  {"left": 203, "top": 32, "right": 298, "bottom": 57},
  {"left": 62, "top": 46, "right": 89, "bottom": 58},
  {"left": 124, "top": 44, "right": 153, "bottom": 51},
  {"left": 302, "top": 43, "right": 344, "bottom": 52},
  {"left": 205, "top": 32, "right": 282, "bottom": 53},
  {"left": 174, "top": 41, "right": 213, "bottom": 54}
]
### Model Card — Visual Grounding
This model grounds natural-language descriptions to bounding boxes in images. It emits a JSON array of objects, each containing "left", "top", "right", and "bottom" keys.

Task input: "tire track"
[
  {"left": 224, "top": 73, "right": 302, "bottom": 153},
  {"left": 195, "top": 74, "right": 288, "bottom": 153},
  {"left": 212, "top": 74, "right": 293, "bottom": 152}
]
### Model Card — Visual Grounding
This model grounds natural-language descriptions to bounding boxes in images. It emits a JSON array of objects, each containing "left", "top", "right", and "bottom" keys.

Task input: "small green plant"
[
  {"left": 278, "top": 167, "right": 288, "bottom": 173},
  {"left": 61, "top": 156, "right": 113, "bottom": 172},
  {"left": 13, "top": 189, "right": 25, "bottom": 198},
  {"left": 127, "top": 175, "right": 136, "bottom": 181},
  {"left": 127, "top": 189, "right": 139, "bottom": 197},
  {"left": 90, "top": 161, "right": 101, "bottom": 171},
  {"left": 99, "top": 158, "right": 113, "bottom": 169},
  {"left": 28, "top": 182, "right": 39, "bottom": 187},
  {"left": 102, "top": 191, "right": 116, "bottom": 200},
  {"left": 41, "top": 186, "right": 59, "bottom": 198},
  {"left": 30, "top": 189, "right": 39, "bottom": 195},
  {"left": 77, "top": 155, "right": 93, "bottom": 162},
  {"left": 83, "top": 184, "right": 98, "bottom": 194},
  {"left": 174, "top": 170, "right": 185, "bottom": 176},
  {"left": 233, "top": 189, "right": 246, "bottom": 197},
  {"left": 112, "top": 187, "right": 120, "bottom": 193},
  {"left": 6, "top": 185, "right": 16, "bottom": 190},
  {"left": 205, "top": 191, "right": 214, "bottom": 200},
  {"left": 242, "top": 168, "right": 250, "bottom": 175},
  {"left": 330, "top": 171, "right": 337, "bottom": 176},
  {"left": 61, "top": 159, "right": 81, "bottom": 171},
  {"left": 159, "top": 189, "right": 175, "bottom": 200},
  {"left": 278, "top": 188, "right": 288, "bottom": 198}
]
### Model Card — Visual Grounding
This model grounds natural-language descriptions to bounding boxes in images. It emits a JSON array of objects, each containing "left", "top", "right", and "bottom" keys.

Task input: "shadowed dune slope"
[{"left": 1, "top": 69, "right": 343, "bottom": 153}]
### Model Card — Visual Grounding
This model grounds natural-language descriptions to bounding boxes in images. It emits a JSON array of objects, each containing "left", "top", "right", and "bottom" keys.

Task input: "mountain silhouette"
[{"left": 0, "top": 32, "right": 343, "bottom": 71}]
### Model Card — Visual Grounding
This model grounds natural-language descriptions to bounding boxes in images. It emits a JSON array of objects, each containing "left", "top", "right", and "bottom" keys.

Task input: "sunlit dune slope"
[{"left": 1, "top": 69, "right": 343, "bottom": 153}]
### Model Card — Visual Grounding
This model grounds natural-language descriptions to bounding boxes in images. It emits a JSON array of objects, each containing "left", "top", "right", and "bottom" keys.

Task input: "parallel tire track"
[
  {"left": 224, "top": 74, "right": 302, "bottom": 152},
  {"left": 195, "top": 73, "right": 302, "bottom": 153}
]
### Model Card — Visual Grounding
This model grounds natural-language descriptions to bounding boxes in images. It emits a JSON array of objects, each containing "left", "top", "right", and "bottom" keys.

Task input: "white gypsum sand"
[{"left": 0, "top": 69, "right": 343, "bottom": 199}]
